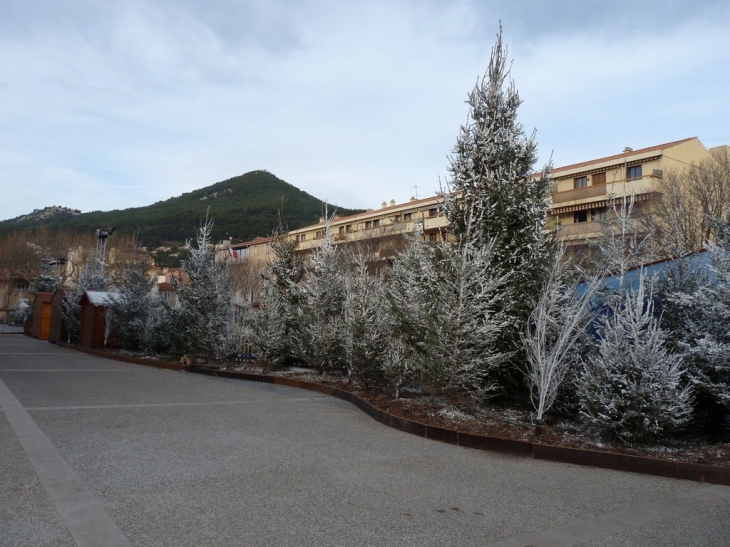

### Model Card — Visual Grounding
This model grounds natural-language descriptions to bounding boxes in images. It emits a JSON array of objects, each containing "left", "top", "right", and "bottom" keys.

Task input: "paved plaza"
[{"left": 1, "top": 335, "right": 729, "bottom": 546}]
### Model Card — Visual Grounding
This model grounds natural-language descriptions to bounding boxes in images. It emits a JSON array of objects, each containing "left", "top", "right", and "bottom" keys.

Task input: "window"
[
  {"left": 372, "top": 219, "right": 380, "bottom": 227},
  {"left": 300, "top": 233, "right": 306, "bottom": 242},
  {"left": 253, "top": 246, "right": 259, "bottom": 256},
  {"left": 403, "top": 212, "right": 412, "bottom": 221},
  {"left": 574, "top": 210, "right": 588, "bottom": 223},
  {"left": 574, "top": 176, "right": 588, "bottom": 189},
  {"left": 316, "top": 230, "right": 323, "bottom": 239},
  {"left": 627, "top": 165, "right": 642, "bottom": 180},
  {"left": 394, "top": 214, "right": 402, "bottom": 222},
  {"left": 428, "top": 208, "right": 438, "bottom": 218},
  {"left": 265, "top": 243, "right": 271, "bottom": 254},
  {"left": 345, "top": 224, "right": 352, "bottom": 233},
  {"left": 592, "top": 172, "right": 606, "bottom": 185},
  {"left": 365, "top": 221, "right": 372, "bottom": 229},
  {"left": 338, "top": 226, "right": 345, "bottom": 235},
  {"left": 591, "top": 208, "right": 607, "bottom": 222}
]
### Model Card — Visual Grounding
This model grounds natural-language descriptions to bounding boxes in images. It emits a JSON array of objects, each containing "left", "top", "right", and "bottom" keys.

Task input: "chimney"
[
  {"left": 410, "top": 197, "right": 416, "bottom": 202},
  {"left": 623, "top": 147, "right": 633, "bottom": 153},
  {"left": 390, "top": 199, "right": 396, "bottom": 207},
  {"left": 381, "top": 201, "right": 387, "bottom": 209}
]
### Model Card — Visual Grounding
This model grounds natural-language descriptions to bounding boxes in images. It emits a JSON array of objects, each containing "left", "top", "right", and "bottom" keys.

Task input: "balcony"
[
  {"left": 556, "top": 221, "right": 601, "bottom": 240},
  {"left": 423, "top": 215, "right": 449, "bottom": 231},
  {"left": 551, "top": 175, "right": 659, "bottom": 208},
  {"left": 552, "top": 184, "right": 607, "bottom": 204}
]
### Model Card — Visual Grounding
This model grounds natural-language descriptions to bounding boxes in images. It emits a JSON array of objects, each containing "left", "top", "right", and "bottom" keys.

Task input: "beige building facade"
[
  {"left": 219, "top": 136, "right": 728, "bottom": 272},
  {"left": 219, "top": 195, "right": 449, "bottom": 271},
  {"left": 548, "top": 137, "right": 725, "bottom": 250}
]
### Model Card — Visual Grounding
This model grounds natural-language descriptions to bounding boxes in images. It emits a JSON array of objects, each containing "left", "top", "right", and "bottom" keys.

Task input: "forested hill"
[{"left": 0, "top": 171, "right": 364, "bottom": 249}]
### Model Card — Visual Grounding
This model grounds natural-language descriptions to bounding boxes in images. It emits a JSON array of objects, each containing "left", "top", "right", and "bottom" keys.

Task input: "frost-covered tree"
[
  {"left": 171, "top": 214, "right": 234, "bottom": 360},
  {"left": 245, "top": 278, "right": 290, "bottom": 368},
  {"left": 444, "top": 26, "right": 553, "bottom": 366},
  {"left": 665, "top": 214, "right": 730, "bottom": 427},
  {"left": 108, "top": 253, "right": 168, "bottom": 352},
  {"left": 388, "top": 231, "right": 509, "bottom": 401},
  {"left": 586, "top": 191, "right": 655, "bottom": 283},
  {"left": 61, "top": 256, "right": 108, "bottom": 343},
  {"left": 9, "top": 296, "right": 30, "bottom": 325},
  {"left": 521, "top": 246, "right": 600, "bottom": 421},
  {"left": 381, "top": 337, "right": 413, "bottom": 400},
  {"left": 294, "top": 212, "right": 347, "bottom": 373},
  {"left": 31, "top": 257, "right": 61, "bottom": 293},
  {"left": 248, "top": 226, "right": 305, "bottom": 367},
  {"left": 577, "top": 275, "right": 693, "bottom": 444},
  {"left": 342, "top": 251, "right": 389, "bottom": 388}
]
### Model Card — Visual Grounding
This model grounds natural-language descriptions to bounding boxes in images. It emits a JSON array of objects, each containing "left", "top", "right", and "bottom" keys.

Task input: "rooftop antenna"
[{"left": 410, "top": 185, "right": 418, "bottom": 199}]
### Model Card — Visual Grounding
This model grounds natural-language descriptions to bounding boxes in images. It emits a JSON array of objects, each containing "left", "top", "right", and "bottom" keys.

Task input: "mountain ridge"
[{"left": 0, "top": 171, "right": 364, "bottom": 250}]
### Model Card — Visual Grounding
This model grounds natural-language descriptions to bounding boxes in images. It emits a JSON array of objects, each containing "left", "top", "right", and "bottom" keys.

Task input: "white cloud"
[{"left": 1, "top": 0, "right": 729, "bottom": 222}]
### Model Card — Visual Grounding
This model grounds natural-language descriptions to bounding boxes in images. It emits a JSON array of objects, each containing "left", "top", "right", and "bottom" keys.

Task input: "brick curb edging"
[{"left": 66, "top": 346, "right": 730, "bottom": 487}]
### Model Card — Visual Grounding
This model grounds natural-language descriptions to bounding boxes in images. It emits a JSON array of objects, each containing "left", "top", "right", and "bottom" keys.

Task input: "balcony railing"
[
  {"left": 552, "top": 175, "right": 659, "bottom": 206},
  {"left": 552, "top": 184, "right": 607, "bottom": 204},
  {"left": 556, "top": 221, "right": 601, "bottom": 239}
]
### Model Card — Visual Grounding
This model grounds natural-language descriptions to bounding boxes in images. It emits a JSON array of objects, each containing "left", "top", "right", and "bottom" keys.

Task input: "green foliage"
[{"left": 0, "top": 171, "right": 364, "bottom": 253}]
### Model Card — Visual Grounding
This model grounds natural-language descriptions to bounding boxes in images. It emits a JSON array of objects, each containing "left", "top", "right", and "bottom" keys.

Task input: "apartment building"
[
  {"left": 548, "top": 137, "right": 725, "bottom": 250},
  {"left": 220, "top": 136, "right": 728, "bottom": 270},
  {"left": 220, "top": 195, "right": 449, "bottom": 270}
]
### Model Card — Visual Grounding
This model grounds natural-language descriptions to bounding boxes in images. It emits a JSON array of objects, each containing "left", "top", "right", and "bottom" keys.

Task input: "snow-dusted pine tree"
[
  {"left": 107, "top": 253, "right": 167, "bottom": 352},
  {"left": 245, "top": 277, "right": 290, "bottom": 368},
  {"left": 521, "top": 246, "right": 599, "bottom": 422},
  {"left": 294, "top": 212, "right": 347, "bottom": 373},
  {"left": 31, "top": 257, "right": 61, "bottom": 293},
  {"left": 342, "top": 251, "right": 389, "bottom": 388},
  {"left": 381, "top": 337, "right": 413, "bottom": 400},
  {"left": 665, "top": 213, "right": 730, "bottom": 426},
  {"left": 444, "top": 27, "right": 553, "bottom": 362},
  {"left": 387, "top": 230, "right": 509, "bottom": 401},
  {"left": 426, "top": 241, "right": 510, "bottom": 400},
  {"left": 171, "top": 214, "right": 234, "bottom": 360},
  {"left": 61, "top": 256, "right": 109, "bottom": 343},
  {"left": 577, "top": 275, "right": 693, "bottom": 444},
  {"left": 585, "top": 190, "right": 655, "bottom": 284},
  {"left": 251, "top": 225, "right": 305, "bottom": 367}
]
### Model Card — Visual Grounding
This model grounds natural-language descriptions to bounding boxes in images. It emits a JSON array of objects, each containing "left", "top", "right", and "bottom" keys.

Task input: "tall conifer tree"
[{"left": 444, "top": 27, "right": 553, "bottom": 372}]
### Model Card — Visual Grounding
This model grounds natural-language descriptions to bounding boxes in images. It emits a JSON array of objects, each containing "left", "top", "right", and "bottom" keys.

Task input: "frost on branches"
[
  {"left": 444, "top": 26, "right": 553, "bottom": 355},
  {"left": 246, "top": 226, "right": 304, "bottom": 368},
  {"left": 586, "top": 191, "right": 655, "bottom": 283},
  {"left": 32, "top": 257, "right": 61, "bottom": 293},
  {"left": 521, "top": 246, "right": 599, "bottom": 422},
  {"left": 246, "top": 278, "right": 290, "bottom": 368},
  {"left": 294, "top": 212, "right": 347, "bottom": 373},
  {"left": 342, "top": 251, "right": 390, "bottom": 388},
  {"left": 61, "top": 257, "right": 108, "bottom": 343},
  {"left": 577, "top": 275, "right": 692, "bottom": 444},
  {"left": 172, "top": 214, "right": 234, "bottom": 360},
  {"left": 108, "top": 254, "right": 168, "bottom": 353},
  {"left": 667, "top": 214, "right": 730, "bottom": 420},
  {"left": 388, "top": 230, "right": 509, "bottom": 401}
]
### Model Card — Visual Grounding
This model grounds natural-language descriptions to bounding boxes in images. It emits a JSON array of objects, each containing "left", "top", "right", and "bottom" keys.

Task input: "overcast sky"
[{"left": 1, "top": 0, "right": 729, "bottom": 222}]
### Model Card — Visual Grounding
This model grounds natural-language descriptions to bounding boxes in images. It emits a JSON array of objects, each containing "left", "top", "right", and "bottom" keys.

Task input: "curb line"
[{"left": 66, "top": 345, "right": 730, "bottom": 487}]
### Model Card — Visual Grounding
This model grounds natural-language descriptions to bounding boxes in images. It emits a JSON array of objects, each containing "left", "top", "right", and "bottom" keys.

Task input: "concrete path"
[{"left": 1, "top": 335, "right": 729, "bottom": 547}]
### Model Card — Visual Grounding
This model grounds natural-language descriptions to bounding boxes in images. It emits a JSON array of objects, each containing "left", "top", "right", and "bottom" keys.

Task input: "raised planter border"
[{"left": 66, "top": 346, "right": 730, "bottom": 487}]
